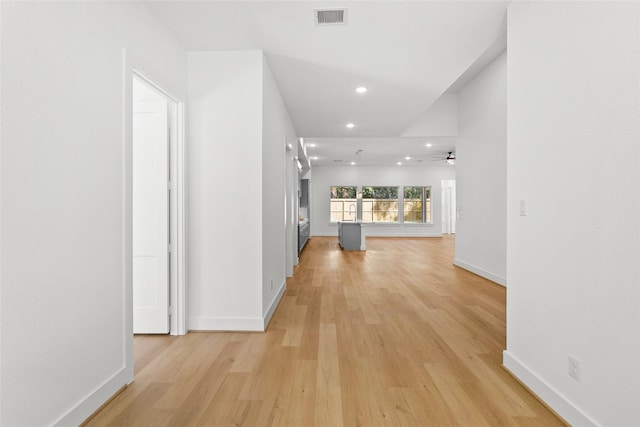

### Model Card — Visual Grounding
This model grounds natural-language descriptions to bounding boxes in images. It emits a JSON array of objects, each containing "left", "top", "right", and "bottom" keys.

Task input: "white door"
[
  {"left": 133, "top": 98, "right": 170, "bottom": 334},
  {"left": 441, "top": 180, "right": 456, "bottom": 234}
]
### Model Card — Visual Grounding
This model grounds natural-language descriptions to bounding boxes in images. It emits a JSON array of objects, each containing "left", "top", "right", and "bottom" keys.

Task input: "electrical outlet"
[{"left": 569, "top": 355, "right": 581, "bottom": 381}]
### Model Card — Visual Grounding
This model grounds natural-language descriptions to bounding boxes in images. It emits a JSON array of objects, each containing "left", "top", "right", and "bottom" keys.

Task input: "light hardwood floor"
[{"left": 86, "top": 236, "right": 565, "bottom": 426}]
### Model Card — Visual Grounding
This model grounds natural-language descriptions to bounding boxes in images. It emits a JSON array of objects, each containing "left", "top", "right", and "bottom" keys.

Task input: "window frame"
[
  {"left": 361, "top": 186, "right": 399, "bottom": 223},
  {"left": 402, "top": 186, "right": 432, "bottom": 224},
  {"left": 329, "top": 186, "right": 358, "bottom": 223}
]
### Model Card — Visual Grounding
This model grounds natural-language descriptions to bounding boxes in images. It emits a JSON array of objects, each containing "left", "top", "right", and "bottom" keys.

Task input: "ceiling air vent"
[{"left": 315, "top": 8, "right": 347, "bottom": 26}]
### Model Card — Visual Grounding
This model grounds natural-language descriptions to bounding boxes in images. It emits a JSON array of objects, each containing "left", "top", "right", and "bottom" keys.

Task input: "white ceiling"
[
  {"left": 304, "top": 137, "right": 457, "bottom": 167},
  {"left": 145, "top": 1, "right": 509, "bottom": 166}
]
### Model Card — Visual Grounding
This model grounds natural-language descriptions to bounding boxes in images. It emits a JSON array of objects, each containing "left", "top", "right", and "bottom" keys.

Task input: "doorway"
[
  {"left": 133, "top": 77, "right": 170, "bottom": 333},
  {"left": 441, "top": 180, "right": 456, "bottom": 234},
  {"left": 130, "top": 71, "right": 186, "bottom": 336}
]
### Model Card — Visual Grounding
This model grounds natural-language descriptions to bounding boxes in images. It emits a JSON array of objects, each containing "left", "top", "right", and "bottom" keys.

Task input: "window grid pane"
[
  {"left": 362, "top": 186, "right": 398, "bottom": 223},
  {"left": 330, "top": 186, "right": 432, "bottom": 225},
  {"left": 403, "top": 186, "right": 432, "bottom": 224},
  {"left": 330, "top": 186, "right": 357, "bottom": 223},
  {"left": 403, "top": 200, "right": 423, "bottom": 223}
]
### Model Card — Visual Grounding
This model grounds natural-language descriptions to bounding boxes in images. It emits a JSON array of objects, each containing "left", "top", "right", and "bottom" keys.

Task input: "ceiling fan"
[{"left": 431, "top": 151, "right": 456, "bottom": 164}]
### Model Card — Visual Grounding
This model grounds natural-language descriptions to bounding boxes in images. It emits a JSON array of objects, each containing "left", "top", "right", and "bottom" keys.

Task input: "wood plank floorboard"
[{"left": 85, "top": 236, "right": 566, "bottom": 426}]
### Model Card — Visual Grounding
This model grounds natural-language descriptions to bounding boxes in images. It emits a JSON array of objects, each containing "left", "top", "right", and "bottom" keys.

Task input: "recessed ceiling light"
[
  {"left": 307, "top": 143, "right": 316, "bottom": 148},
  {"left": 405, "top": 156, "right": 411, "bottom": 160},
  {"left": 346, "top": 123, "right": 355, "bottom": 129},
  {"left": 425, "top": 143, "right": 432, "bottom": 147},
  {"left": 350, "top": 161, "right": 355, "bottom": 165},
  {"left": 355, "top": 86, "right": 368, "bottom": 93},
  {"left": 397, "top": 162, "right": 402, "bottom": 166},
  {"left": 310, "top": 156, "right": 318, "bottom": 160}
]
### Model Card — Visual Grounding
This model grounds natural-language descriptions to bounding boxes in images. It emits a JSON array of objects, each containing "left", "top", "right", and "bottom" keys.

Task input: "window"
[
  {"left": 330, "top": 186, "right": 357, "bottom": 222},
  {"left": 403, "top": 186, "right": 431, "bottom": 224},
  {"left": 362, "top": 186, "right": 398, "bottom": 222}
]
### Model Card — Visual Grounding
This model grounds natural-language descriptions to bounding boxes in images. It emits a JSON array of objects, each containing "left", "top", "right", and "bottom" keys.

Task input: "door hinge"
[
  {"left": 168, "top": 181, "right": 173, "bottom": 191},
  {"left": 169, "top": 306, "right": 174, "bottom": 316},
  {"left": 168, "top": 243, "right": 173, "bottom": 253}
]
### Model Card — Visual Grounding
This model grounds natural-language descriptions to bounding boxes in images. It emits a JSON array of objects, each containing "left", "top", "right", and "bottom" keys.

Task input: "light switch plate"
[{"left": 519, "top": 200, "right": 527, "bottom": 216}]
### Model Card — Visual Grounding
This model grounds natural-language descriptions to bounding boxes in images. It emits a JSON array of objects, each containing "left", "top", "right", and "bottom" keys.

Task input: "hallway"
[{"left": 86, "top": 236, "right": 564, "bottom": 426}]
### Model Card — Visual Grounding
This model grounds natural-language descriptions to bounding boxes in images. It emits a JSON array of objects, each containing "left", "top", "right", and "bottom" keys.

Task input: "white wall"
[
  {"left": 0, "top": 2, "right": 187, "bottom": 425},
  {"left": 454, "top": 51, "right": 507, "bottom": 286},
  {"left": 261, "top": 57, "right": 298, "bottom": 320},
  {"left": 187, "top": 51, "right": 294, "bottom": 331},
  {"left": 402, "top": 93, "right": 459, "bottom": 137},
  {"left": 187, "top": 51, "right": 264, "bottom": 331},
  {"left": 505, "top": 3, "right": 640, "bottom": 426},
  {"left": 311, "top": 165, "right": 455, "bottom": 237}
]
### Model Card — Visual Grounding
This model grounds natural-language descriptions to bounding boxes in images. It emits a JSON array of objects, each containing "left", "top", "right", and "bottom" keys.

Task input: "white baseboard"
[
  {"left": 503, "top": 351, "right": 600, "bottom": 427},
  {"left": 264, "top": 280, "right": 286, "bottom": 329},
  {"left": 453, "top": 258, "right": 506, "bottom": 287},
  {"left": 312, "top": 233, "right": 443, "bottom": 238},
  {"left": 366, "top": 233, "right": 443, "bottom": 237},
  {"left": 188, "top": 316, "right": 265, "bottom": 331},
  {"left": 53, "top": 367, "right": 131, "bottom": 427},
  {"left": 188, "top": 280, "right": 287, "bottom": 332}
]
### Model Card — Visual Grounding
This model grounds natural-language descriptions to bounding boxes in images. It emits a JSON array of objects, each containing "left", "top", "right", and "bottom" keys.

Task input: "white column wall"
[
  {"left": 187, "top": 51, "right": 264, "bottom": 330},
  {"left": 505, "top": 2, "right": 640, "bottom": 426},
  {"left": 261, "top": 56, "right": 298, "bottom": 324},
  {"left": 1, "top": 2, "right": 187, "bottom": 425},
  {"left": 454, "top": 51, "right": 507, "bottom": 286}
]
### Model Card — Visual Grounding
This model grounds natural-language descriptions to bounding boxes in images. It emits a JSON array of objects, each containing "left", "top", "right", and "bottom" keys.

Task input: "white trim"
[
  {"left": 174, "top": 100, "right": 188, "bottom": 336},
  {"left": 188, "top": 316, "right": 265, "bottom": 332},
  {"left": 122, "top": 49, "right": 135, "bottom": 390},
  {"left": 52, "top": 368, "right": 129, "bottom": 427},
  {"left": 312, "top": 232, "right": 443, "bottom": 238},
  {"left": 503, "top": 351, "right": 600, "bottom": 427},
  {"left": 328, "top": 222, "right": 435, "bottom": 227},
  {"left": 364, "top": 232, "right": 442, "bottom": 238},
  {"left": 453, "top": 258, "right": 506, "bottom": 287},
  {"left": 188, "top": 277, "right": 286, "bottom": 331},
  {"left": 264, "top": 280, "right": 287, "bottom": 329}
]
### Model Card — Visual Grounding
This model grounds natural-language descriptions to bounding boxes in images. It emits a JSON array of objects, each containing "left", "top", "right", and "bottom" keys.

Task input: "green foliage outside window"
[
  {"left": 361, "top": 186, "right": 397, "bottom": 199},
  {"left": 329, "top": 185, "right": 432, "bottom": 224},
  {"left": 330, "top": 186, "right": 357, "bottom": 199},
  {"left": 362, "top": 186, "right": 398, "bottom": 222},
  {"left": 404, "top": 186, "right": 425, "bottom": 199}
]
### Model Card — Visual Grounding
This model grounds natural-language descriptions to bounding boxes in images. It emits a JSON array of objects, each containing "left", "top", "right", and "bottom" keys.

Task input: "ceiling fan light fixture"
[{"left": 445, "top": 152, "right": 456, "bottom": 165}]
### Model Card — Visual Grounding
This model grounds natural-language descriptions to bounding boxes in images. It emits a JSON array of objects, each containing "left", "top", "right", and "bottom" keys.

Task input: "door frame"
[
  {"left": 123, "top": 48, "right": 187, "bottom": 380},
  {"left": 441, "top": 179, "right": 456, "bottom": 234}
]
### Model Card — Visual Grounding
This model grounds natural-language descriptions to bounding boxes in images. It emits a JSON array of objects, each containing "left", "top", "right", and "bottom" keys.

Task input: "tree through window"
[
  {"left": 362, "top": 186, "right": 398, "bottom": 222},
  {"left": 403, "top": 186, "right": 431, "bottom": 223}
]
